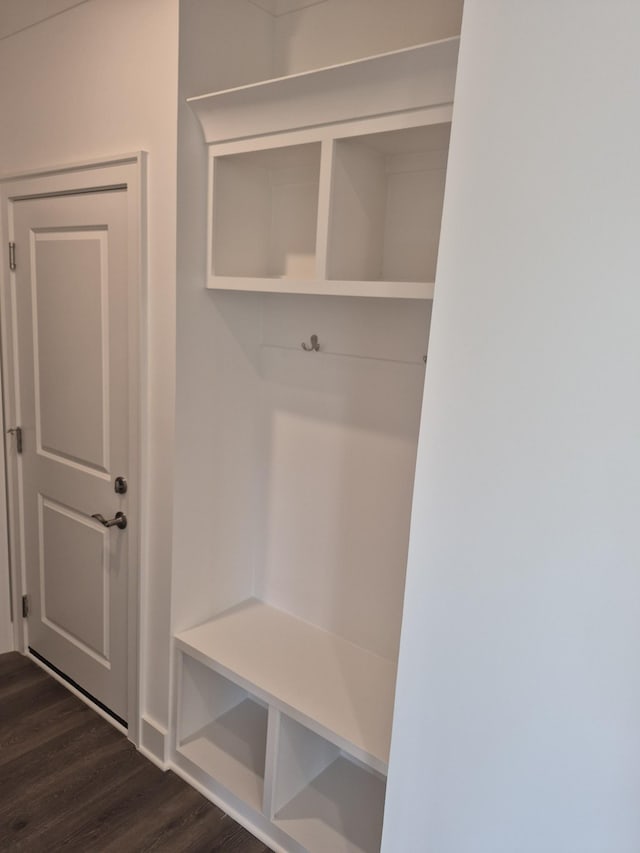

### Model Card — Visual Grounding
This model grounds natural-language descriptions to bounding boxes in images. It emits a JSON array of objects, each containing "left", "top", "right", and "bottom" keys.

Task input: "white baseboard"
[
  {"left": 0, "top": 624, "right": 14, "bottom": 654},
  {"left": 140, "top": 714, "right": 168, "bottom": 769},
  {"left": 170, "top": 754, "right": 302, "bottom": 853}
]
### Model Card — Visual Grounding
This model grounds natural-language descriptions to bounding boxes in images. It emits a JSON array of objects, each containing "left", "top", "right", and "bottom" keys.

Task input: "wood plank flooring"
[{"left": 0, "top": 652, "right": 273, "bottom": 852}]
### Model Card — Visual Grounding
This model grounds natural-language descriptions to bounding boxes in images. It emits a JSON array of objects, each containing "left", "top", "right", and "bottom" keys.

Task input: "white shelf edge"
[
  {"left": 208, "top": 276, "right": 434, "bottom": 300},
  {"left": 188, "top": 36, "right": 459, "bottom": 104},
  {"left": 188, "top": 37, "right": 460, "bottom": 143},
  {"left": 175, "top": 642, "right": 391, "bottom": 776},
  {"left": 175, "top": 599, "right": 396, "bottom": 775}
]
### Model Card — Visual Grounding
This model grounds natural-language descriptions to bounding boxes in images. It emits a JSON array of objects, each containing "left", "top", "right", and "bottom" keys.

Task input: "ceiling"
[{"left": 0, "top": 0, "right": 89, "bottom": 41}]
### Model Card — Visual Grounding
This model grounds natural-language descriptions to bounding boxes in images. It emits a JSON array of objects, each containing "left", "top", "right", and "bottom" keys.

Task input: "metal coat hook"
[{"left": 301, "top": 334, "right": 320, "bottom": 352}]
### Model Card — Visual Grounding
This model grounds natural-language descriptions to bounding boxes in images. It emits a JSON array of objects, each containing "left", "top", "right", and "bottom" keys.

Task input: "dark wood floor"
[{"left": 0, "top": 652, "right": 272, "bottom": 852}]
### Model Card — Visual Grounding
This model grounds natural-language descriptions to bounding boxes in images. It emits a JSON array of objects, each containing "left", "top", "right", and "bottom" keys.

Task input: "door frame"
[{"left": 0, "top": 153, "right": 146, "bottom": 744}]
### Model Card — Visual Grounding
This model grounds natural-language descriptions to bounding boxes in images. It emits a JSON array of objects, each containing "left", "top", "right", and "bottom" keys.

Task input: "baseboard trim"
[
  {"left": 170, "top": 755, "right": 302, "bottom": 853},
  {"left": 140, "top": 715, "right": 168, "bottom": 769}
]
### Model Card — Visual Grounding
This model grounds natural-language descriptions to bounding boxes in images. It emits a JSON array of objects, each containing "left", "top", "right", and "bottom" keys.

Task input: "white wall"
[
  {"left": 0, "top": 0, "right": 178, "bottom": 735},
  {"left": 180, "top": 0, "right": 463, "bottom": 93},
  {"left": 172, "top": 0, "right": 267, "bottom": 636},
  {"left": 383, "top": 2, "right": 640, "bottom": 851},
  {"left": 272, "top": 0, "right": 463, "bottom": 77}
]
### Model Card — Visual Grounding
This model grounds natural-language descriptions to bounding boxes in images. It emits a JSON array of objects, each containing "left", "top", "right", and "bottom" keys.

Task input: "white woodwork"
[
  {"left": 273, "top": 717, "right": 386, "bottom": 853},
  {"left": 176, "top": 599, "right": 396, "bottom": 773},
  {"left": 329, "top": 141, "right": 386, "bottom": 282},
  {"left": 207, "top": 114, "right": 452, "bottom": 298},
  {"left": 329, "top": 124, "right": 450, "bottom": 283},
  {"left": 178, "top": 655, "right": 268, "bottom": 811},
  {"left": 208, "top": 276, "right": 432, "bottom": 300},
  {"left": 269, "top": 713, "right": 339, "bottom": 817},
  {"left": 262, "top": 707, "right": 282, "bottom": 818},
  {"left": 274, "top": 757, "right": 386, "bottom": 853},
  {"left": 212, "top": 144, "right": 321, "bottom": 279},
  {"left": 188, "top": 38, "right": 459, "bottom": 143},
  {"left": 173, "top": 2, "right": 462, "bottom": 850}
]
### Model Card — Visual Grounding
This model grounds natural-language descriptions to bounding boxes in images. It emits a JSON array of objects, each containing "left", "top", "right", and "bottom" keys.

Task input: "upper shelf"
[
  {"left": 188, "top": 36, "right": 460, "bottom": 143},
  {"left": 208, "top": 276, "right": 434, "bottom": 300}
]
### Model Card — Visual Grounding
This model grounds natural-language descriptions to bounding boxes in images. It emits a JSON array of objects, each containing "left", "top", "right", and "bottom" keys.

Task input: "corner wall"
[
  {"left": 0, "top": 0, "right": 179, "bottom": 740},
  {"left": 383, "top": 2, "right": 640, "bottom": 851}
]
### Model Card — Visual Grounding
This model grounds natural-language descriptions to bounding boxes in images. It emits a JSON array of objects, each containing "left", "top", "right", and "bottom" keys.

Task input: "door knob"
[{"left": 91, "top": 512, "right": 127, "bottom": 530}]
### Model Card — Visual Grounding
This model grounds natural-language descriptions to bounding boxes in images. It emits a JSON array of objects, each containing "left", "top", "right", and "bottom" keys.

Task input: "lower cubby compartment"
[
  {"left": 177, "top": 654, "right": 268, "bottom": 812},
  {"left": 271, "top": 714, "right": 386, "bottom": 853}
]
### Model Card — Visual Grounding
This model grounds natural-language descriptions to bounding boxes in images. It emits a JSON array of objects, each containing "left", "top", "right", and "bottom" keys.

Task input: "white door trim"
[{"left": 0, "top": 153, "right": 146, "bottom": 745}]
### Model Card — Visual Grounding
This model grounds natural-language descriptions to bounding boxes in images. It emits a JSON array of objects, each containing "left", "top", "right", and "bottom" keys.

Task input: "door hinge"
[
  {"left": 8, "top": 242, "right": 16, "bottom": 271},
  {"left": 7, "top": 426, "right": 23, "bottom": 453},
  {"left": 22, "top": 594, "right": 30, "bottom": 618}
]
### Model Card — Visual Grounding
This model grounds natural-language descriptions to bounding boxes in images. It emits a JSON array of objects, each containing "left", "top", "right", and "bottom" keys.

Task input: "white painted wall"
[
  {"left": 383, "top": 2, "right": 640, "bottom": 851},
  {"left": 173, "top": 0, "right": 266, "bottom": 636},
  {"left": 271, "top": 0, "right": 463, "bottom": 77},
  {"left": 0, "top": 0, "right": 178, "bottom": 735},
  {"left": 181, "top": 0, "right": 463, "bottom": 93}
]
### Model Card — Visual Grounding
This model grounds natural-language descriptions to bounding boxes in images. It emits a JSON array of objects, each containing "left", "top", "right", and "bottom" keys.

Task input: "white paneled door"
[{"left": 12, "top": 185, "right": 132, "bottom": 723}]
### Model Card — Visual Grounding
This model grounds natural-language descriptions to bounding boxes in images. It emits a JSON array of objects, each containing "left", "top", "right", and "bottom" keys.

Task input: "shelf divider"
[{"left": 314, "top": 138, "right": 334, "bottom": 280}]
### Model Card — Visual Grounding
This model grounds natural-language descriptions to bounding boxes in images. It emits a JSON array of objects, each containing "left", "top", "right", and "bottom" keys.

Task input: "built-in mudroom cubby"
[{"left": 172, "top": 1, "right": 463, "bottom": 850}]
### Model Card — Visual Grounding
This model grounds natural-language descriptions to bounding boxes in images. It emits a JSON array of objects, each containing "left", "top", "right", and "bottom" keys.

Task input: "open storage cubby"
[
  {"left": 206, "top": 109, "right": 453, "bottom": 299},
  {"left": 192, "top": 27, "right": 459, "bottom": 299},
  {"left": 175, "top": 645, "right": 388, "bottom": 852},
  {"left": 212, "top": 142, "right": 321, "bottom": 280},
  {"left": 271, "top": 714, "right": 386, "bottom": 853},
  {"left": 177, "top": 598, "right": 397, "bottom": 774},
  {"left": 328, "top": 123, "right": 451, "bottom": 284},
  {"left": 177, "top": 653, "right": 268, "bottom": 812}
]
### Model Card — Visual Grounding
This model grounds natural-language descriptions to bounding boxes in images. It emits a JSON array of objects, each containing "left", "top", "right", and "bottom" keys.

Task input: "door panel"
[
  {"left": 14, "top": 188, "right": 129, "bottom": 721},
  {"left": 40, "top": 497, "right": 108, "bottom": 661},
  {"left": 33, "top": 231, "right": 108, "bottom": 469}
]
